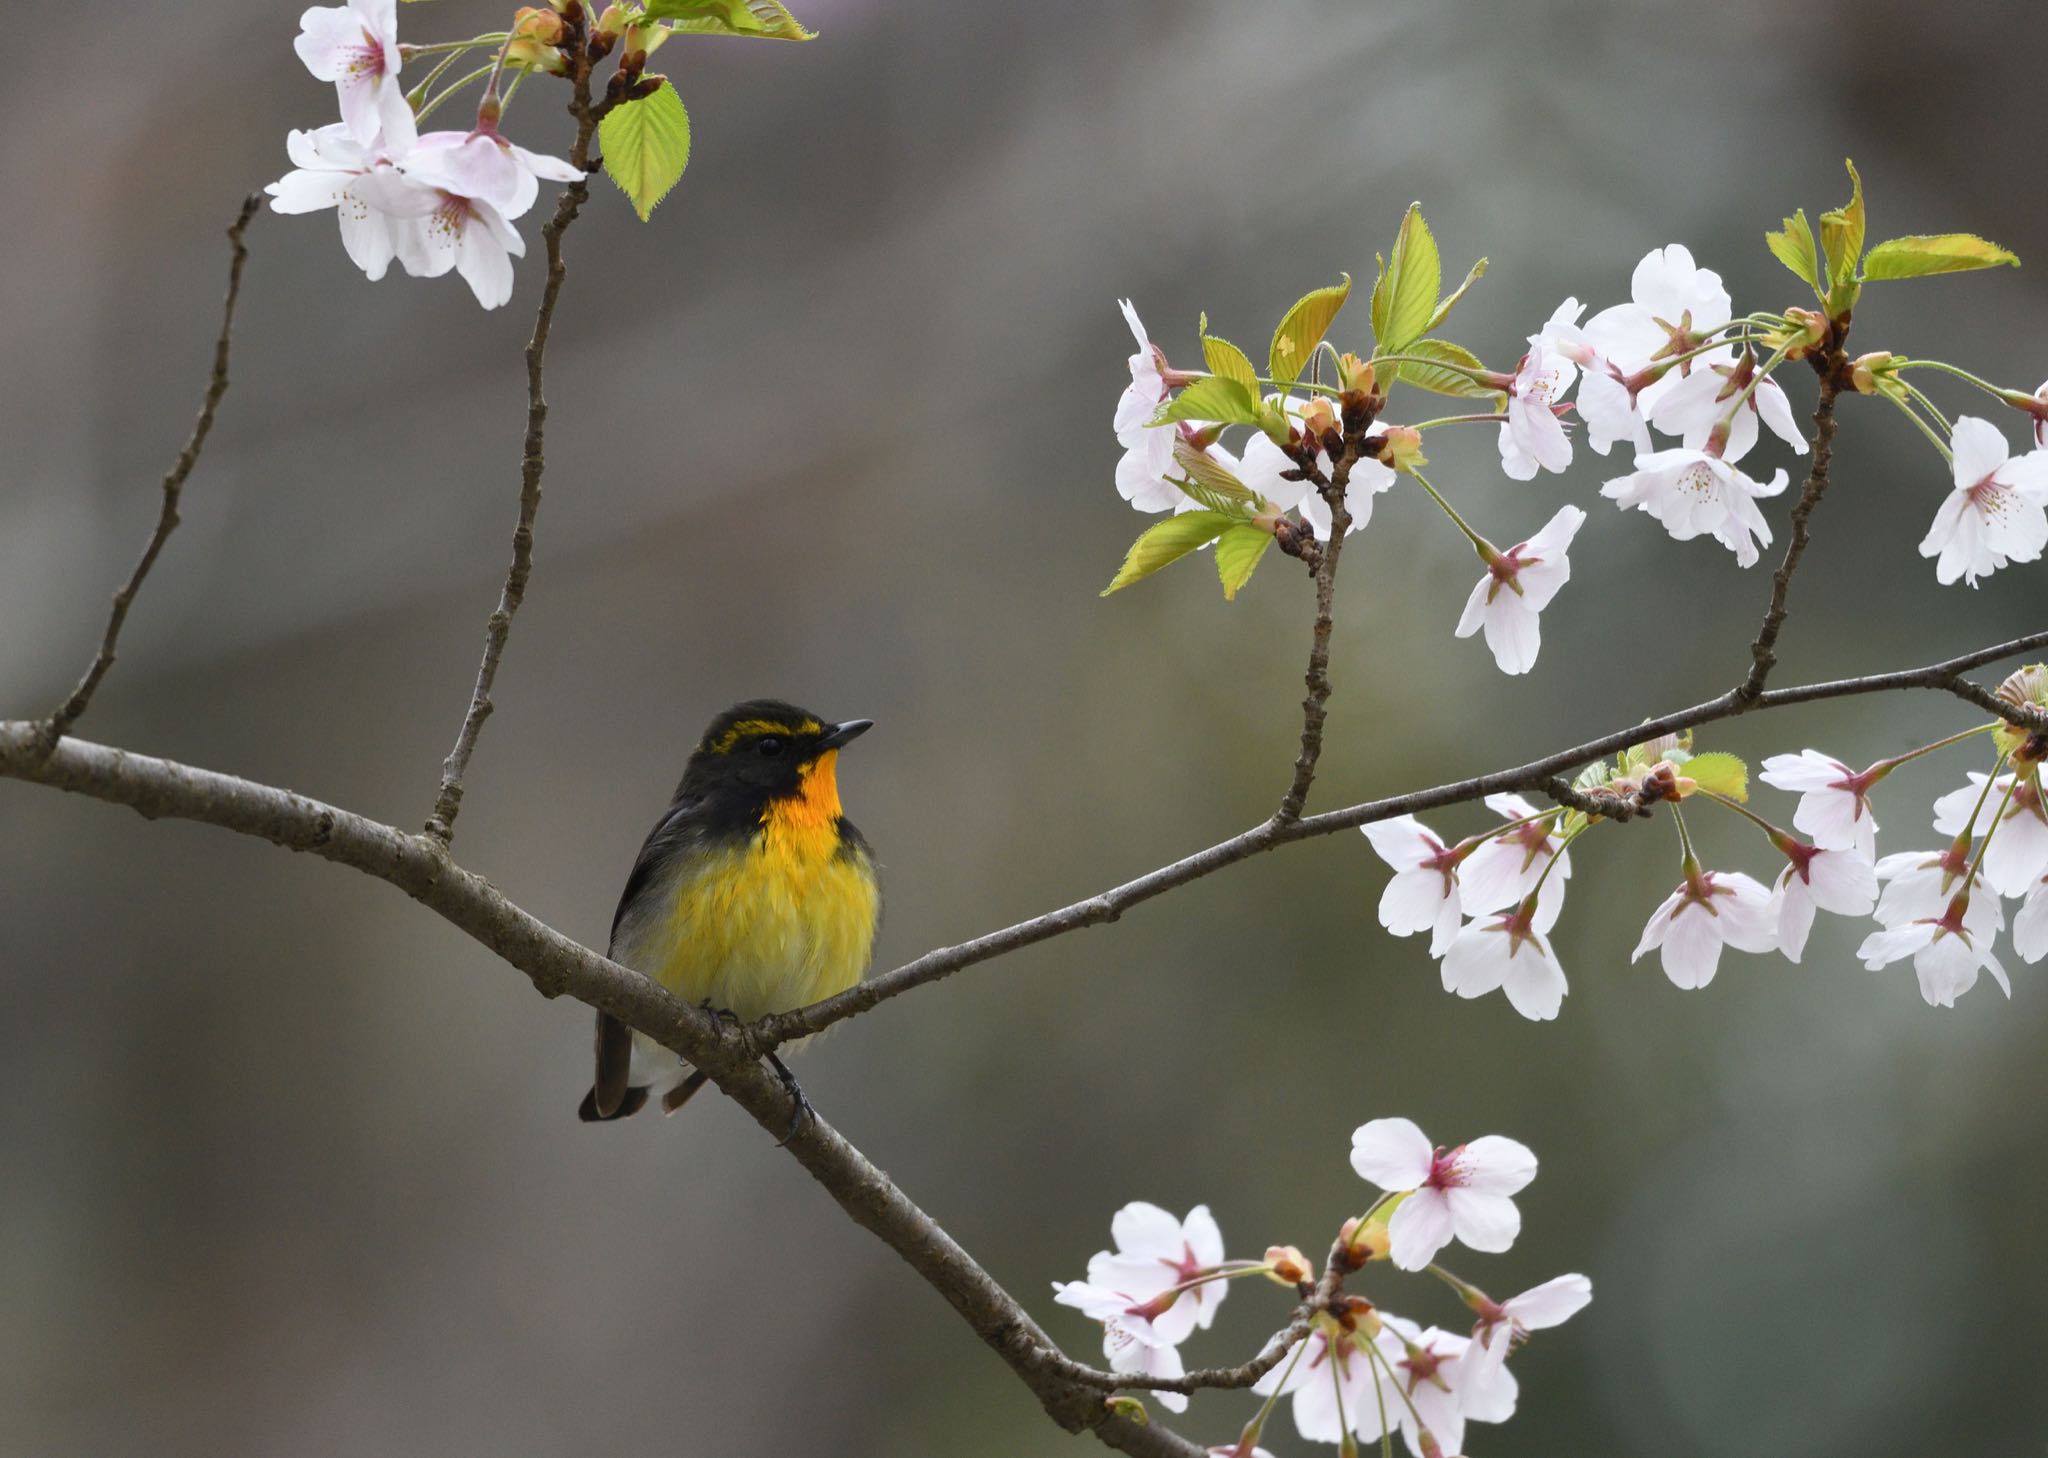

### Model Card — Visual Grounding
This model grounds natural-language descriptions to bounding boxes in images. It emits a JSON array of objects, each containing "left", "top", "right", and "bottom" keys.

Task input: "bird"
[{"left": 578, "top": 699, "right": 880, "bottom": 1125}]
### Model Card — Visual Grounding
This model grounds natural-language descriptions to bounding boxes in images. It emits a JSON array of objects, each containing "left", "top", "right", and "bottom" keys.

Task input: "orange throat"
[{"left": 762, "top": 749, "right": 844, "bottom": 852}]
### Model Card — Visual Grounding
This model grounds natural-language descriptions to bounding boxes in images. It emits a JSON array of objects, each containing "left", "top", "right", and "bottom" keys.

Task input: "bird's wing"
[{"left": 586, "top": 797, "right": 703, "bottom": 1120}]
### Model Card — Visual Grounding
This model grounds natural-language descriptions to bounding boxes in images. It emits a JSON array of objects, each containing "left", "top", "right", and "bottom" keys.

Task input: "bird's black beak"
[{"left": 818, "top": 718, "right": 874, "bottom": 751}]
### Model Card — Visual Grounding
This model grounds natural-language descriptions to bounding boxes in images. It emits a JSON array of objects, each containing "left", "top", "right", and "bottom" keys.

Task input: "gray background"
[{"left": 4, "top": 1, "right": 2045, "bottom": 1454}]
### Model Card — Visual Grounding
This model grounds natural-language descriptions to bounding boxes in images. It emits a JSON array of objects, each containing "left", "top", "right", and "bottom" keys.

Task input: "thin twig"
[
  {"left": 38, "top": 193, "right": 261, "bottom": 752},
  {"left": 424, "top": 23, "right": 606, "bottom": 845},
  {"left": 748, "top": 627, "right": 2048, "bottom": 1047},
  {"left": 1737, "top": 349, "right": 1844, "bottom": 703}
]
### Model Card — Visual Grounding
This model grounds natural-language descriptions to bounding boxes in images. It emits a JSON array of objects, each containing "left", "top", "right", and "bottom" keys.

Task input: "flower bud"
[
  {"left": 1336, "top": 351, "right": 1377, "bottom": 395},
  {"left": 1331, "top": 1294, "right": 1379, "bottom": 1336},
  {"left": 1849, "top": 351, "right": 1901, "bottom": 398},
  {"left": 1301, "top": 396, "right": 1338, "bottom": 440},
  {"left": 1338, "top": 1213, "right": 1391, "bottom": 1265},
  {"left": 1376, "top": 425, "right": 1426, "bottom": 473},
  {"left": 1770, "top": 307, "right": 1828, "bottom": 360},
  {"left": 596, "top": 3, "right": 629, "bottom": 37},
  {"left": 513, "top": 5, "right": 569, "bottom": 43},
  {"left": 1263, "top": 1244, "right": 1313, "bottom": 1286}
]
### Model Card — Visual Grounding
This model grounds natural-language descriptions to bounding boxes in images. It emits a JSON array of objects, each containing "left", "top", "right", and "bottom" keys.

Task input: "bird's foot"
[{"left": 766, "top": 1051, "right": 814, "bottom": 1146}]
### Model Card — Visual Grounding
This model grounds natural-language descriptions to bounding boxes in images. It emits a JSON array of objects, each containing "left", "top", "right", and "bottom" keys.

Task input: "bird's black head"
[{"left": 675, "top": 699, "right": 874, "bottom": 811}]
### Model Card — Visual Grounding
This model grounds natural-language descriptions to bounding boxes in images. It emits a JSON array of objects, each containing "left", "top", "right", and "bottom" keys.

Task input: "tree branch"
[
  {"left": 751, "top": 627, "right": 2048, "bottom": 1046},
  {"left": 1737, "top": 349, "right": 1844, "bottom": 703},
  {"left": 424, "top": 27, "right": 606, "bottom": 846},
  {"left": 37, "top": 193, "right": 261, "bottom": 751}
]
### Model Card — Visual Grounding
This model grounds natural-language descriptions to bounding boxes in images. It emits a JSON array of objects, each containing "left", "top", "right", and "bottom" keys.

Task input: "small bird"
[{"left": 579, "top": 699, "right": 880, "bottom": 1124}]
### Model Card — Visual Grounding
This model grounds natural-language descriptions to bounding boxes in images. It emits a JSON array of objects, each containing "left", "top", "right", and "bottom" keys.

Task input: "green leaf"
[
  {"left": 1268, "top": 276, "right": 1351, "bottom": 387},
  {"left": 1391, "top": 338, "right": 1502, "bottom": 402},
  {"left": 1373, "top": 204, "right": 1441, "bottom": 354},
  {"left": 1765, "top": 209, "right": 1823, "bottom": 298},
  {"left": 1149, "top": 375, "right": 1262, "bottom": 428},
  {"left": 1101, "top": 512, "right": 1231, "bottom": 596},
  {"left": 1426, "top": 256, "right": 1488, "bottom": 332},
  {"left": 1682, "top": 751, "right": 1749, "bottom": 802},
  {"left": 599, "top": 80, "right": 691, "bottom": 221},
  {"left": 645, "top": 0, "right": 817, "bottom": 39},
  {"left": 1201, "top": 334, "right": 1260, "bottom": 397},
  {"left": 1819, "top": 159, "right": 1865, "bottom": 295},
  {"left": 1862, "top": 232, "right": 2021, "bottom": 280},
  {"left": 1170, "top": 440, "right": 1257, "bottom": 514},
  {"left": 1214, "top": 524, "right": 1273, "bottom": 600}
]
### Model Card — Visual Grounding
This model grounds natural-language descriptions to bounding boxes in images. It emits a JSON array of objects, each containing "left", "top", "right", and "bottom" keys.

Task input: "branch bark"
[
  {"left": 424, "top": 30, "right": 606, "bottom": 845},
  {"left": 38, "top": 193, "right": 261, "bottom": 751},
  {"left": 1738, "top": 352, "right": 1844, "bottom": 703}
]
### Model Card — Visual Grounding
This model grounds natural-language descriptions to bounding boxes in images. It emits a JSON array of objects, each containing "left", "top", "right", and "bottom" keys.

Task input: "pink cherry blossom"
[
  {"left": 1350, "top": 1118, "right": 1537, "bottom": 1270},
  {"left": 294, "top": 0, "right": 415, "bottom": 151}
]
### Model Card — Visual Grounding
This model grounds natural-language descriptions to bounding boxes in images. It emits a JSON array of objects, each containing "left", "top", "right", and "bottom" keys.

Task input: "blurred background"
[{"left": 4, "top": 1, "right": 2046, "bottom": 1453}]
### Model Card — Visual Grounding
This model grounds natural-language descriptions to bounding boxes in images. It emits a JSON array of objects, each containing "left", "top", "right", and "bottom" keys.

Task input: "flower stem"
[
  {"left": 407, "top": 45, "right": 483, "bottom": 107},
  {"left": 402, "top": 34, "right": 509, "bottom": 58},
  {"left": 1887, "top": 393, "right": 1954, "bottom": 464},
  {"left": 1869, "top": 721, "right": 1998, "bottom": 776},
  {"left": 414, "top": 61, "right": 502, "bottom": 124},
  {"left": 1699, "top": 789, "right": 1789, "bottom": 842},
  {"left": 1411, "top": 411, "right": 1510, "bottom": 431},
  {"left": 1406, "top": 467, "right": 1494, "bottom": 557},
  {"left": 1671, "top": 801, "right": 1698, "bottom": 870},
  {"left": 1899, "top": 378, "right": 1952, "bottom": 432},
  {"left": 1893, "top": 357, "right": 2019, "bottom": 400},
  {"left": 1961, "top": 753, "right": 2018, "bottom": 890}
]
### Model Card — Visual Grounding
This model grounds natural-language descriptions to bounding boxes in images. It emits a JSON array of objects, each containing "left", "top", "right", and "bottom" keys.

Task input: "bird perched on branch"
[{"left": 579, "top": 700, "right": 879, "bottom": 1125}]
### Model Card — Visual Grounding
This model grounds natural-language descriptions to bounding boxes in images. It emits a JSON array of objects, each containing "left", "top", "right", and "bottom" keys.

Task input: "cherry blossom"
[
  {"left": 265, "top": 124, "right": 438, "bottom": 283},
  {"left": 1251, "top": 1325, "right": 1400, "bottom": 1446},
  {"left": 294, "top": 0, "right": 415, "bottom": 152},
  {"left": 2015, "top": 874, "right": 2048, "bottom": 963},
  {"left": 1349, "top": 1117, "right": 1537, "bottom": 1270},
  {"left": 1361, "top": 816, "right": 1467, "bottom": 955},
  {"left": 1455, "top": 505, "right": 1585, "bottom": 675},
  {"left": 1647, "top": 355, "right": 1806, "bottom": 464},
  {"left": 1759, "top": 749, "right": 1880, "bottom": 858},
  {"left": 1770, "top": 841, "right": 1879, "bottom": 963},
  {"left": 1113, "top": 299, "right": 1166, "bottom": 440},
  {"left": 1932, "top": 770, "right": 2048, "bottom": 898},
  {"left": 1581, "top": 244, "right": 1734, "bottom": 417},
  {"left": 1857, "top": 893, "right": 2010, "bottom": 1007},
  {"left": 1919, "top": 415, "right": 2048, "bottom": 586},
  {"left": 1052, "top": 1201, "right": 1227, "bottom": 1348},
  {"left": 1381, "top": 1315, "right": 1517, "bottom": 1458},
  {"left": 1497, "top": 300, "right": 1582, "bottom": 480},
  {"left": 1873, "top": 842, "right": 1975, "bottom": 927},
  {"left": 400, "top": 127, "right": 583, "bottom": 223},
  {"left": 1630, "top": 868, "right": 1777, "bottom": 989},
  {"left": 1600, "top": 447, "right": 1787, "bottom": 567},
  {"left": 1459, "top": 794, "right": 1571, "bottom": 929},
  {"left": 1238, "top": 404, "right": 1394, "bottom": 539},
  {"left": 1439, "top": 903, "right": 1569, "bottom": 1021},
  {"left": 1468, "top": 1274, "right": 1594, "bottom": 1363}
]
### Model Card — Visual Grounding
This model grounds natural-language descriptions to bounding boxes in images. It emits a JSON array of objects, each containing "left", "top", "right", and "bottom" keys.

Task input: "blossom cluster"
[
  {"left": 1053, "top": 1118, "right": 1588, "bottom": 1456},
  {"left": 1362, "top": 694, "right": 2048, "bottom": 1018},
  {"left": 267, "top": 0, "right": 582, "bottom": 308}
]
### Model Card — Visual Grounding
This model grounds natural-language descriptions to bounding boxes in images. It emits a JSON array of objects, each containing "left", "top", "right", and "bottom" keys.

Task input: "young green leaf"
[
  {"left": 1214, "top": 524, "right": 1273, "bottom": 600},
  {"left": 1201, "top": 334, "right": 1261, "bottom": 396},
  {"left": 644, "top": 0, "right": 817, "bottom": 39},
  {"left": 1268, "top": 276, "right": 1352, "bottom": 387},
  {"left": 1862, "top": 233, "right": 2021, "bottom": 280},
  {"left": 1682, "top": 750, "right": 1749, "bottom": 802},
  {"left": 1150, "top": 375, "right": 1262, "bottom": 428},
  {"left": 1373, "top": 204, "right": 1441, "bottom": 354},
  {"left": 1172, "top": 439, "right": 1258, "bottom": 511},
  {"left": 1764, "top": 209, "right": 1823, "bottom": 298},
  {"left": 599, "top": 80, "right": 691, "bottom": 221},
  {"left": 1391, "top": 339, "right": 1502, "bottom": 402},
  {"left": 1426, "top": 256, "right": 1488, "bottom": 332},
  {"left": 1819, "top": 159, "right": 1865, "bottom": 297},
  {"left": 1101, "top": 511, "right": 1231, "bottom": 596}
]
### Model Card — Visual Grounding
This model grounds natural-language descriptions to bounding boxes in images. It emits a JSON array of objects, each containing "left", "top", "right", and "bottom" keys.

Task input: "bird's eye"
[{"left": 755, "top": 736, "right": 785, "bottom": 758}]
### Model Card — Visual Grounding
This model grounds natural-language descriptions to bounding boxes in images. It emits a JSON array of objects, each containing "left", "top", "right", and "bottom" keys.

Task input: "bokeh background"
[{"left": 5, "top": 1, "right": 2046, "bottom": 1453}]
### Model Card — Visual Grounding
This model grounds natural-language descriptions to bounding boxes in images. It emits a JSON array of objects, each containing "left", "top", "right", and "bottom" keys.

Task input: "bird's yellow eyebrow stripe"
[{"left": 708, "top": 717, "right": 823, "bottom": 754}]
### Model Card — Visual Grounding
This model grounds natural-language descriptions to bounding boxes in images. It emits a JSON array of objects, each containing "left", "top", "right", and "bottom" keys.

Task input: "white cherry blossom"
[
  {"left": 1498, "top": 300, "right": 1582, "bottom": 480},
  {"left": 1932, "top": 771, "right": 2048, "bottom": 898},
  {"left": 1759, "top": 749, "right": 1880, "bottom": 857},
  {"left": 265, "top": 124, "right": 438, "bottom": 283},
  {"left": 1113, "top": 299, "right": 1166, "bottom": 440},
  {"left": 400, "top": 127, "right": 583, "bottom": 223},
  {"left": 1874, "top": 842, "right": 1974, "bottom": 927},
  {"left": 1470, "top": 1274, "right": 1594, "bottom": 1364},
  {"left": 1631, "top": 869, "right": 1777, "bottom": 988},
  {"left": 1381, "top": 1315, "right": 1517, "bottom": 1458},
  {"left": 2014, "top": 874, "right": 2048, "bottom": 962},
  {"left": 1252, "top": 1325, "right": 1401, "bottom": 1446},
  {"left": 1600, "top": 447, "right": 1787, "bottom": 567},
  {"left": 1104, "top": 1318, "right": 1189, "bottom": 1413},
  {"left": 1052, "top": 1201, "right": 1226, "bottom": 1349},
  {"left": 1581, "top": 244, "right": 1734, "bottom": 418},
  {"left": 1770, "top": 841, "right": 1879, "bottom": 963},
  {"left": 1459, "top": 794, "right": 1571, "bottom": 929},
  {"left": 295, "top": 0, "right": 414, "bottom": 151},
  {"left": 1439, "top": 906, "right": 1568, "bottom": 1021},
  {"left": 1362, "top": 816, "right": 1467, "bottom": 955},
  {"left": 1919, "top": 415, "right": 2048, "bottom": 586},
  {"left": 1350, "top": 1117, "right": 1537, "bottom": 1270},
  {"left": 1857, "top": 893, "right": 2009, "bottom": 1007},
  {"left": 1647, "top": 356, "right": 1806, "bottom": 464},
  {"left": 1455, "top": 505, "right": 1585, "bottom": 675},
  {"left": 1237, "top": 403, "right": 1394, "bottom": 539}
]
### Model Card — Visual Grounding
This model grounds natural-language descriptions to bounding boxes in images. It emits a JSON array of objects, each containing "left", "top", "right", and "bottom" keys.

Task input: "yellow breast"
[{"left": 625, "top": 750, "right": 879, "bottom": 1024}]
